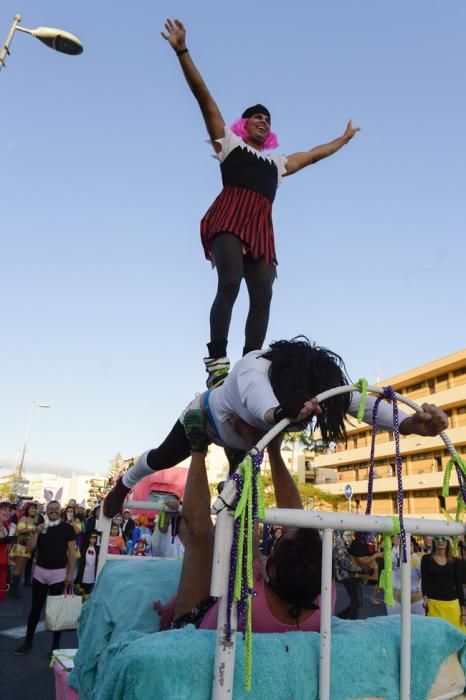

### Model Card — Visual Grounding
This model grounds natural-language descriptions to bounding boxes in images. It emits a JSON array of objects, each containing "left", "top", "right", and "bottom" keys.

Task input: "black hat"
[{"left": 242, "top": 104, "right": 271, "bottom": 122}]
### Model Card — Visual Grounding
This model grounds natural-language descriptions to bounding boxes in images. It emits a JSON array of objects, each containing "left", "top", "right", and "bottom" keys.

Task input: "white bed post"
[
  {"left": 319, "top": 528, "right": 334, "bottom": 700},
  {"left": 211, "top": 506, "right": 237, "bottom": 700},
  {"left": 400, "top": 533, "right": 412, "bottom": 700},
  {"left": 96, "top": 505, "right": 111, "bottom": 578}
]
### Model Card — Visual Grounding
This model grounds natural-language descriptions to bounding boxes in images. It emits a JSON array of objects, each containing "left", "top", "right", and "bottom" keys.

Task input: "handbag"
[{"left": 45, "top": 586, "right": 82, "bottom": 631}]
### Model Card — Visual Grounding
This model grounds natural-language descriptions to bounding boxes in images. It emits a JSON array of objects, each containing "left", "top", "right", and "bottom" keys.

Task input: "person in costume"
[
  {"left": 76, "top": 531, "right": 99, "bottom": 598},
  {"left": 133, "top": 539, "right": 146, "bottom": 557},
  {"left": 421, "top": 535, "right": 466, "bottom": 631},
  {"left": 13, "top": 499, "right": 76, "bottom": 657},
  {"left": 161, "top": 18, "right": 361, "bottom": 389},
  {"left": 0, "top": 502, "right": 15, "bottom": 601},
  {"left": 9, "top": 501, "right": 43, "bottom": 598},
  {"left": 104, "top": 337, "right": 449, "bottom": 518},
  {"left": 108, "top": 523, "right": 126, "bottom": 555}
]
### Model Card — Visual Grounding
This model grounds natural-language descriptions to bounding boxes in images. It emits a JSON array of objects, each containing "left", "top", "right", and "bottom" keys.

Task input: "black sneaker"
[
  {"left": 183, "top": 410, "right": 209, "bottom": 452},
  {"left": 204, "top": 357, "right": 230, "bottom": 389},
  {"left": 103, "top": 477, "right": 131, "bottom": 518},
  {"left": 14, "top": 641, "right": 32, "bottom": 655}
]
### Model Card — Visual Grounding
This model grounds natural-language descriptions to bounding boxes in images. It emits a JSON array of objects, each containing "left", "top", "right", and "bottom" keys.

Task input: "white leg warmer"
[{"left": 122, "top": 450, "right": 153, "bottom": 488}]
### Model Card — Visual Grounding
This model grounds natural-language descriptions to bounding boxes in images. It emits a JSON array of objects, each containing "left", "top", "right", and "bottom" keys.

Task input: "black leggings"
[
  {"left": 209, "top": 233, "right": 275, "bottom": 355},
  {"left": 26, "top": 578, "right": 64, "bottom": 648},
  {"left": 146, "top": 420, "right": 191, "bottom": 471},
  {"left": 146, "top": 420, "right": 244, "bottom": 476},
  {"left": 337, "top": 577, "right": 363, "bottom": 620}
]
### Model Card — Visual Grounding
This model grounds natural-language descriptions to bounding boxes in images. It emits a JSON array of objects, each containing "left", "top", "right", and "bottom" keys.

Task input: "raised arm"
[
  {"left": 267, "top": 436, "right": 303, "bottom": 510},
  {"left": 284, "top": 119, "right": 360, "bottom": 176},
  {"left": 161, "top": 19, "right": 225, "bottom": 146}
]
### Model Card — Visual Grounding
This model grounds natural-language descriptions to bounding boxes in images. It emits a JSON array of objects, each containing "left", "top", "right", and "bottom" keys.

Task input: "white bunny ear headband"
[{"left": 43, "top": 487, "right": 63, "bottom": 504}]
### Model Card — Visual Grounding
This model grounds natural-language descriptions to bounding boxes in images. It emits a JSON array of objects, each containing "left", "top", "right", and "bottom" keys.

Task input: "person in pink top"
[
  {"left": 158, "top": 408, "right": 335, "bottom": 633},
  {"left": 108, "top": 523, "right": 126, "bottom": 555}
]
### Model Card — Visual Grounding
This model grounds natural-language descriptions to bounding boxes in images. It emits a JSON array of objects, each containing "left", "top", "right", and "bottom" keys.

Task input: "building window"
[
  {"left": 453, "top": 367, "right": 466, "bottom": 377},
  {"left": 407, "top": 382, "right": 424, "bottom": 393}
]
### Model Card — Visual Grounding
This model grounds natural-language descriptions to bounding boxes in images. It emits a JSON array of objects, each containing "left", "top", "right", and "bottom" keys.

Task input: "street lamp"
[
  {"left": 16, "top": 401, "right": 50, "bottom": 480},
  {"left": 0, "top": 14, "right": 83, "bottom": 72}
]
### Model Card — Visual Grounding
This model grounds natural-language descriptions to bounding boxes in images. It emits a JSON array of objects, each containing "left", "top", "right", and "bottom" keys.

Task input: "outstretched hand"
[
  {"left": 342, "top": 119, "right": 360, "bottom": 143},
  {"left": 293, "top": 398, "right": 322, "bottom": 423},
  {"left": 161, "top": 18, "right": 187, "bottom": 52},
  {"left": 401, "top": 403, "right": 448, "bottom": 437}
]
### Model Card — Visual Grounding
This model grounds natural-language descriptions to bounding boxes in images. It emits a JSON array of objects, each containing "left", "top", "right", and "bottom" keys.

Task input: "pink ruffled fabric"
[{"left": 230, "top": 117, "right": 279, "bottom": 150}]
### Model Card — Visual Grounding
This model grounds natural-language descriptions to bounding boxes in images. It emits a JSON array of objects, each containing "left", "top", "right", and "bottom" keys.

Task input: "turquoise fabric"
[{"left": 69, "top": 559, "right": 466, "bottom": 700}]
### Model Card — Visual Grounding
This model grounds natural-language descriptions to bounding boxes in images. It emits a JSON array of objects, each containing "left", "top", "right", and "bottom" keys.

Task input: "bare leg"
[
  {"left": 13, "top": 557, "right": 27, "bottom": 577},
  {"left": 173, "top": 450, "right": 215, "bottom": 620}
]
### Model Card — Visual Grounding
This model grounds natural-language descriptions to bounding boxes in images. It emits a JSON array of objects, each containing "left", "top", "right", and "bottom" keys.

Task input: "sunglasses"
[{"left": 433, "top": 536, "right": 449, "bottom": 543}]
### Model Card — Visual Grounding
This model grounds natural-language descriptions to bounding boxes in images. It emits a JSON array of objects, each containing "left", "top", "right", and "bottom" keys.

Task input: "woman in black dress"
[{"left": 421, "top": 536, "right": 466, "bottom": 631}]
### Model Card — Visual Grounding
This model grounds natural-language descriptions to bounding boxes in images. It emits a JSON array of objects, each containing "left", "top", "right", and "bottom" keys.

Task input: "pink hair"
[{"left": 230, "top": 117, "right": 279, "bottom": 150}]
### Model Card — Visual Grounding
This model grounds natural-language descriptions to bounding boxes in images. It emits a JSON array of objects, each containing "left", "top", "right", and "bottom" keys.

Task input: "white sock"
[{"left": 122, "top": 450, "right": 153, "bottom": 488}]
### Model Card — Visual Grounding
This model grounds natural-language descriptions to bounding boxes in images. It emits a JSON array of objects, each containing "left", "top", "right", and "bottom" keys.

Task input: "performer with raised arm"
[
  {"left": 104, "top": 337, "right": 448, "bottom": 518},
  {"left": 161, "top": 19, "right": 360, "bottom": 388}
]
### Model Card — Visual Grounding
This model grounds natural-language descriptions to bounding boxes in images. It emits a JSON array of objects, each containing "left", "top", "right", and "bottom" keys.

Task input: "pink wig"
[{"left": 230, "top": 117, "right": 279, "bottom": 150}]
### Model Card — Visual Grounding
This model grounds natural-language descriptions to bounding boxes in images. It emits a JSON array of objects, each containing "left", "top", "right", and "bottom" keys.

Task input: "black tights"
[
  {"left": 26, "top": 578, "right": 64, "bottom": 649},
  {"left": 145, "top": 420, "right": 244, "bottom": 482},
  {"left": 209, "top": 233, "right": 275, "bottom": 358},
  {"left": 146, "top": 420, "right": 190, "bottom": 471}
]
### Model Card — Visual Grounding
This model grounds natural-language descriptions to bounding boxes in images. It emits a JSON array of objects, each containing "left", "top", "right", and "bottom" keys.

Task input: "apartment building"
[{"left": 313, "top": 348, "right": 466, "bottom": 518}]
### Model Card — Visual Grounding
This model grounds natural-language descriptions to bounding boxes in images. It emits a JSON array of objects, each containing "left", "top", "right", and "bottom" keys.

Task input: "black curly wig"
[{"left": 261, "top": 336, "right": 351, "bottom": 444}]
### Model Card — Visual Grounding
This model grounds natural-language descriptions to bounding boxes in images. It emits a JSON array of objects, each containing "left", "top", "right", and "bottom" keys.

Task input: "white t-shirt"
[
  {"left": 82, "top": 548, "right": 96, "bottom": 584},
  {"left": 151, "top": 528, "right": 184, "bottom": 559},
  {"left": 203, "top": 350, "right": 409, "bottom": 450}
]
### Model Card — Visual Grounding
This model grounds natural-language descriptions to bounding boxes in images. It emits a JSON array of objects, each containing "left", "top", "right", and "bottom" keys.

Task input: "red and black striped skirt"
[{"left": 200, "top": 186, "right": 277, "bottom": 266}]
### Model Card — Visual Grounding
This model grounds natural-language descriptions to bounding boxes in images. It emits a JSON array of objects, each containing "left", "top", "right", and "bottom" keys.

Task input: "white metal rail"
[
  {"left": 96, "top": 500, "right": 180, "bottom": 578},
  {"left": 210, "top": 384, "right": 466, "bottom": 700}
]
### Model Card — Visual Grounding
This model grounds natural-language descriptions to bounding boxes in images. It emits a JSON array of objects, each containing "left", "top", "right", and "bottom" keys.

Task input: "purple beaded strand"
[
  {"left": 226, "top": 470, "right": 243, "bottom": 639},
  {"left": 225, "top": 452, "right": 264, "bottom": 640},
  {"left": 455, "top": 464, "right": 466, "bottom": 504},
  {"left": 365, "top": 396, "right": 383, "bottom": 516},
  {"left": 388, "top": 387, "right": 407, "bottom": 563},
  {"left": 365, "top": 386, "right": 407, "bottom": 562}
]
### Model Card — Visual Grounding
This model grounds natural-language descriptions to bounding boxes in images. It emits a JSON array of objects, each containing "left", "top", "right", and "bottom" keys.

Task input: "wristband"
[
  {"left": 273, "top": 406, "right": 287, "bottom": 424},
  {"left": 176, "top": 48, "right": 188, "bottom": 57}
]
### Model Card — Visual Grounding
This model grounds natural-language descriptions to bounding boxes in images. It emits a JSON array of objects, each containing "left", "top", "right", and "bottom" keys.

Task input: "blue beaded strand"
[{"left": 366, "top": 386, "right": 407, "bottom": 563}]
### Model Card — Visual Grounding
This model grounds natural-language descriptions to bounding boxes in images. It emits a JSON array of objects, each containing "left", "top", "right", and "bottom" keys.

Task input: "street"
[{"left": 0, "top": 587, "right": 78, "bottom": 700}]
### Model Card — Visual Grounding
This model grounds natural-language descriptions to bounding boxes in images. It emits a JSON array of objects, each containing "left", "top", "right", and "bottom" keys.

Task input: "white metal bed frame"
[{"left": 95, "top": 383, "right": 466, "bottom": 700}]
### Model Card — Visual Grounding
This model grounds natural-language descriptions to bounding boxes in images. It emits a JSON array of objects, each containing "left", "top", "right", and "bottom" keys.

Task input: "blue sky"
[{"left": 1, "top": 0, "right": 465, "bottom": 478}]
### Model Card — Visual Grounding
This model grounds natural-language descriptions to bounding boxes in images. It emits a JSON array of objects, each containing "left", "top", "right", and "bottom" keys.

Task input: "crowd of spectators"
[
  {"left": 0, "top": 494, "right": 185, "bottom": 658},
  {"left": 2, "top": 489, "right": 466, "bottom": 657},
  {"left": 333, "top": 530, "right": 466, "bottom": 630}
]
